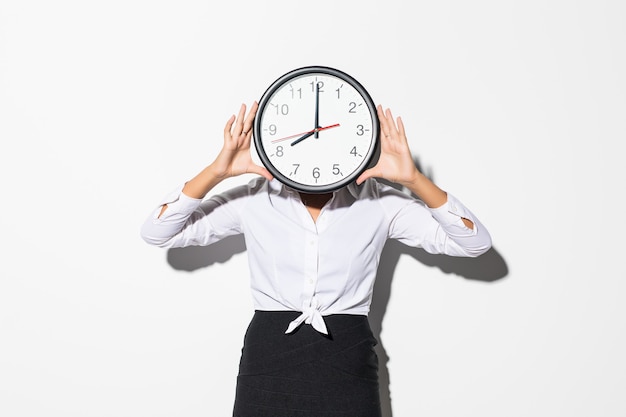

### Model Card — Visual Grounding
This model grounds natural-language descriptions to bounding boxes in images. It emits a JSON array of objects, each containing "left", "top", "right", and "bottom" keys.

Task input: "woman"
[{"left": 141, "top": 101, "right": 491, "bottom": 417}]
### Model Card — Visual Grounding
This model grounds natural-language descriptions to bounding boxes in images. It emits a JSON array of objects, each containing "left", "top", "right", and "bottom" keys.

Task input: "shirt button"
[{"left": 309, "top": 279, "right": 314, "bottom": 284}]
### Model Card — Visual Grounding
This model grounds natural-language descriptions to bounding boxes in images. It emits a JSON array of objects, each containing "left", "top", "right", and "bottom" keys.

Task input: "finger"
[
  {"left": 234, "top": 103, "right": 247, "bottom": 135},
  {"left": 377, "top": 105, "right": 391, "bottom": 139},
  {"left": 242, "top": 101, "right": 258, "bottom": 136},
  {"left": 385, "top": 108, "right": 399, "bottom": 137},
  {"left": 356, "top": 167, "right": 378, "bottom": 185},
  {"left": 396, "top": 116, "right": 406, "bottom": 138},
  {"left": 224, "top": 114, "right": 236, "bottom": 138},
  {"left": 247, "top": 163, "right": 274, "bottom": 181}
]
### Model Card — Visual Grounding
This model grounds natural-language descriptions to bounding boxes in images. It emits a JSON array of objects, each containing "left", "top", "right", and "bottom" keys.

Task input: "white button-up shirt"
[{"left": 141, "top": 178, "right": 491, "bottom": 334}]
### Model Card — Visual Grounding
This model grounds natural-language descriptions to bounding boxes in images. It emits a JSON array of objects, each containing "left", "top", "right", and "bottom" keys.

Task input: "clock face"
[{"left": 253, "top": 66, "right": 379, "bottom": 193}]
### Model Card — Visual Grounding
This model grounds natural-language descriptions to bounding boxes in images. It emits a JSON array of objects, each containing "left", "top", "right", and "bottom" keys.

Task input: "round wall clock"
[{"left": 253, "top": 66, "right": 379, "bottom": 193}]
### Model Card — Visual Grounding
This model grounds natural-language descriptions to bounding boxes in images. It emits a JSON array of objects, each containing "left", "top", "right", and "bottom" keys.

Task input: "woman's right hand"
[{"left": 210, "top": 101, "right": 273, "bottom": 181}]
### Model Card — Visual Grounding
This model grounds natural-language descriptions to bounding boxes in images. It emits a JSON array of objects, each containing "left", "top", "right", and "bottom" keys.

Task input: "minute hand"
[
  {"left": 314, "top": 83, "right": 320, "bottom": 139},
  {"left": 290, "top": 123, "right": 340, "bottom": 146}
]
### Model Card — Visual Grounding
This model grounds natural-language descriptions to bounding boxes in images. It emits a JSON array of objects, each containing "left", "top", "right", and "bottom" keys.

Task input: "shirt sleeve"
[
  {"left": 380, "top": 184, "right": 492, "bottom": 257},
  {"left": 140, "top": 182, "right": 253, "bottom": 248}
]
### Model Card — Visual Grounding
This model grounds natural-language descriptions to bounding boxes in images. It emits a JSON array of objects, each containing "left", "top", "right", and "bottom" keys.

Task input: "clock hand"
[
  {"left": 270, "top": 123, "right": 341, "bottom": 144},
  {"left": 271, "top": 128, "right": 316, "bottom": 144},
  {"left": 314, "top": 83, "right": 320, "bottom": 139},
  {"left": 290, "top": 123, "right": 340, "bottom": 146},
  {"left": 290, "top": 130, "right": 316, "bottom": 147}
]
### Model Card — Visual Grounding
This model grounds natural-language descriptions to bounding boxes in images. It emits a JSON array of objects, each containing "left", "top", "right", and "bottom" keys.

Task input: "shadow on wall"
[
  {"left": 167, "top": 240, "right": 507, "bottom": 417},
  {"left": 167, "top": 235, "right": 246, "bottom": 271},
  {"left": 370, "top": 242, "right": 507, "bottom": 417}
]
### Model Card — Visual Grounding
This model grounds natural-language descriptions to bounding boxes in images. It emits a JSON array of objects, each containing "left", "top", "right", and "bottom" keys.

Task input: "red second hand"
[{"left": 270, "top": 123, "right": 340, "bottom": 143}]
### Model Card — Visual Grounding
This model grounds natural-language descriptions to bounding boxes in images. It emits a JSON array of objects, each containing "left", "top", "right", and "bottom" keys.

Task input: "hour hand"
[{"left": 291, "top": 130, "right": 316, "bottom": 146}]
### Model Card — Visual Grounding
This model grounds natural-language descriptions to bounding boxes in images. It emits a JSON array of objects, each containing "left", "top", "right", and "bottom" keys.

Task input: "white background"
[{"left": 1, "top": 1, "right": 625, "bottom": 416}]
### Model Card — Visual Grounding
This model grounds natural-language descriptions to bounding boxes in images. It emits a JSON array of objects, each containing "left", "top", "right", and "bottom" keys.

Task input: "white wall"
[{"left": 1, "top": 1, "right": 625, "bottom": 416}]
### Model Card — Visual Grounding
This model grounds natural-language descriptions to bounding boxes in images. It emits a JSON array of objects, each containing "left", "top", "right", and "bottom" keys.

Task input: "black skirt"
[{"left": 233, "top": 310, "right": 381, "bottom": 417}]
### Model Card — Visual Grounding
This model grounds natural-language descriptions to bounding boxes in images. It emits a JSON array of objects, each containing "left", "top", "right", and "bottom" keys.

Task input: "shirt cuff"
[
  {"left": 154, "top": 184, "right": 203, "bottom": 219},
  {"left": 428, "top": 193, "right": 476, "bottom": 232}
]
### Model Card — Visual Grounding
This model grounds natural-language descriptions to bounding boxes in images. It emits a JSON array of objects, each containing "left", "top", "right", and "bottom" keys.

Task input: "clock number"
[
  {"left": 350, "top": 146, "right": 362, "bottom": 157},
  {"left": 312, "top": 167, "right": 320, "bottom": 179},
  {"left": 356, "top": 124, "right": 369, "bottom": 136},
  {"left": 276, "top": 146, "right": 284, "bottom": 157},
  {"left": 348, "top": 102, "right": 357, "bottom": 113},
  {"left": 310, "top": 81, "right": 324, "bottom": 93},
  {"left": 291, "top": 164, "right": 300, "bottom": 175},
  {"left": 290, "top": 85, "right": 302, "bottom": 99},
  {"left": 271, "top": 103, "right": 289, "bottom": 115},
  {"left": 268, "top": 124, "right": 277, "bottom": 135},
  {"left": 335, "top": 84, "right": 343, "bottom": 99},
  {"left": 332, "top": 164, "right": 342, "bottom": 176}
]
